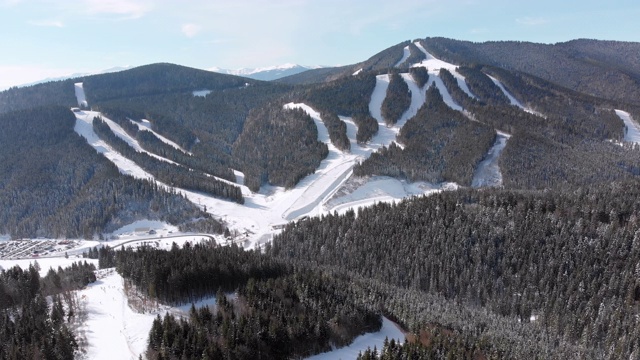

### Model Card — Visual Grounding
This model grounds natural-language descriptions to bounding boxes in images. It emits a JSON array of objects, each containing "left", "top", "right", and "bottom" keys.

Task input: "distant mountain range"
[
  {"left": 18, "top": 66, "right": 133, "bottom": 88},
  {"left": 208, "top": 63, "right": 323, "bottom": 81}
]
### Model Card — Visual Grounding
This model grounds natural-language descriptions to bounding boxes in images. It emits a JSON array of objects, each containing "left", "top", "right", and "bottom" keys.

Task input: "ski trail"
[
  {"left": 427, "top": 75, "right": 463, "bottom": 111},
  {"left": 132, "top": 119, "right": 192, "bottom": 154},
  {"left": 471, "top": 131, "right": 511, "bottom": 188},
  {"left": 282, "top": 103, "right": 358, "bottom": 220},
  {"left": 369, "top": 74, "right": 390, "bottom": 124},
  {"left": 74, "top": 110, "right": 157, "bottom": 180},
  {"left": 411, "top": 41, "right": 477, "bottom": 100},
  {"left": 395, "top": 46, "right": 411, "bottom": 67},
  {"left": 615, "top": 109, "right": 640, "bottom": 144},
  {"left": 99, "top": 115, "right": 181, "bottom": 165},
  {"left": 486, "top": 74, "right": 525, "bottom": 108},
  {"left": 74, "top": 82, "right": 87, "bottom": 107}
]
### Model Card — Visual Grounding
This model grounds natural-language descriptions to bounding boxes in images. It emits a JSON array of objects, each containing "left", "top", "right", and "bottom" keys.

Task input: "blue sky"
[{"left": 1, "top": 0, "right": 639, "bottom": 89}]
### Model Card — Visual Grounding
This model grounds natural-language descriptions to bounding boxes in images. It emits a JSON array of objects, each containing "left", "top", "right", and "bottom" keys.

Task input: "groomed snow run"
[
  {"left": 74, "top": 83, "right": 87, "bottom": 107},
  {"left": 70, "top": 72, "right": 458, "bottom": 252},
  {"left": 131, "top": 119, "right": 191, "bottom": 154},
  {"left": 471, "top": 131, "right": 511, "bottom": 188},
  {"left": 306, "top": 317, "right": 405, "bottom": 360},
  {"left": 78, "top": 269, "right": 163, "bottom": 360},
  {"left": 615, "top": 109, "right": 640, "bottom": 144},
  {"left": 394, "top": 46, "right": 411, "bottom": 67},
  {"left": 412, "top": 41, "right": 477, "bottom": 101}
]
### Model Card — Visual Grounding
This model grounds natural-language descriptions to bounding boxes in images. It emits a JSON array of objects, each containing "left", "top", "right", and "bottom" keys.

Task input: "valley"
[{"left": 1, "top": 36, "right": 640, "bottom": 359}]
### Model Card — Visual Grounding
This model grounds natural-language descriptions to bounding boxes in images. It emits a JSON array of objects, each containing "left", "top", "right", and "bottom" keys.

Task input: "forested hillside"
[
  {"left": 421, "top": 37, "right": 640, "bottom": 105},
  {"left": 271, "top": 181, "right": 640, "bottom": 359},
  {"left": 232, "top": 104, "right": 328, "bottom": 191},
  {"left": 0, "top": 106, "right": 222, "bottom": 238},
  {"left": 354, "top": 85, "right": 495, "bottom": 185},
  {"left": 2, "top": 35, "right": 640, "bottom": 359}
]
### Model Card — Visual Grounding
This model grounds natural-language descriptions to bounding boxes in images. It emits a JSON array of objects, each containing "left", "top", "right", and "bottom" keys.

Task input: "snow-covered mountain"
[
  {"left": 18, "top": 66, "right": 132, "bottom": 87},
  {"left": 208, "top": 63, "right": 323, "bottom": 81}
]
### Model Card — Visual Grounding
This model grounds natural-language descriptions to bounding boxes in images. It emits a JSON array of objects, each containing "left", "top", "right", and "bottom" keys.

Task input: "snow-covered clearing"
[
  {"left": 306, "top": 317, "right": 405, "bottom": 360},
  {"left": 395, "top": 45, "right": 411, "bottom": 67},
  {"left": 131, "top": 119, "right": 191, "bottom": 154},
  {"left": 472, "top": 131, "right": 511, "bottom": 188},
  {"left": 192, "top": 89, "right": 211, "bottom": 97},
  {"left": 615, "top": 109, "right": 640, "bottom": 144}
]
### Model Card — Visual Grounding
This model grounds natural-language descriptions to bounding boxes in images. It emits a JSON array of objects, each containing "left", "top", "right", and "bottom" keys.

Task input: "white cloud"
[
  {"left": 181, "top": 23, "right": 202, "bottom": 38},
  {"left": 83, "top": 0, "right": 152, "bottom": 19},
  {"left": 516, "top": 17, "right": 549, "bottom": 26},
  {"left": 28, "top": 19, "right": 64, "bottom": 28}
]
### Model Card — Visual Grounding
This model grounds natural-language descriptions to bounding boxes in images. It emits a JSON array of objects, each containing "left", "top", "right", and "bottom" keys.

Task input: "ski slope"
[
  {"left": 615, "top": 109, "right": 640, "bottom": 144},
  {"left": 486, "top": 74, "right": 525, "bottom": 108},
  {"left": 69, "top": 65, "right": 485, "bottom": 254},
  {"left": 412, "top": 41, "right": 477, "bottom": 101},
  {"left": 74, "top": 82, "right": 87, "bottom": 107},
  {"left": 395, "top": 45, "right": 411, "bottom": 67},
  {"left": 307, "top": 317, "right": 405, "bottom": 360},
  {"left": 132, "top": 119, "right": 191, "bottom": 154},
  {"left": 472, "top": 131, "right": 511, "bottom": 188}
]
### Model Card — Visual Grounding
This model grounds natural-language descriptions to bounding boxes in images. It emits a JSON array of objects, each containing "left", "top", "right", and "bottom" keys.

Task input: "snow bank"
[
  {"left": 306, "top": 317, "right": 405, "bottom": 360},
  {"left": 615, "top": 109, "right": 640, "bottom": 144}
]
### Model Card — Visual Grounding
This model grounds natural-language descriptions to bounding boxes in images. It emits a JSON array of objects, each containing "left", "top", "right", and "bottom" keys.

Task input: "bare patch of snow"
[{"left": 192, "top": 89, "right": 211, "bottom": 97}]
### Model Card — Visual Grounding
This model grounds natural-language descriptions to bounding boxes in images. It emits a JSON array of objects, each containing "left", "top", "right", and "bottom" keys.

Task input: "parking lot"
[{"left": 0, "top": 239, "right": 81, "bottom": 259}]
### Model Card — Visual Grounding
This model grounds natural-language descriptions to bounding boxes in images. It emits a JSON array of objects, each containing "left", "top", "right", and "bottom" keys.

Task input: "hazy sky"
[{"left": 1, "top": 0, "right": 639, "bottom": 89}]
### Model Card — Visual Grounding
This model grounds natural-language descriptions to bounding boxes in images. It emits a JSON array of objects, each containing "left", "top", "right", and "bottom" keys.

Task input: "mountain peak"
[{"left": 208, "top": 64, "right": 323, "bottom": 81}]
